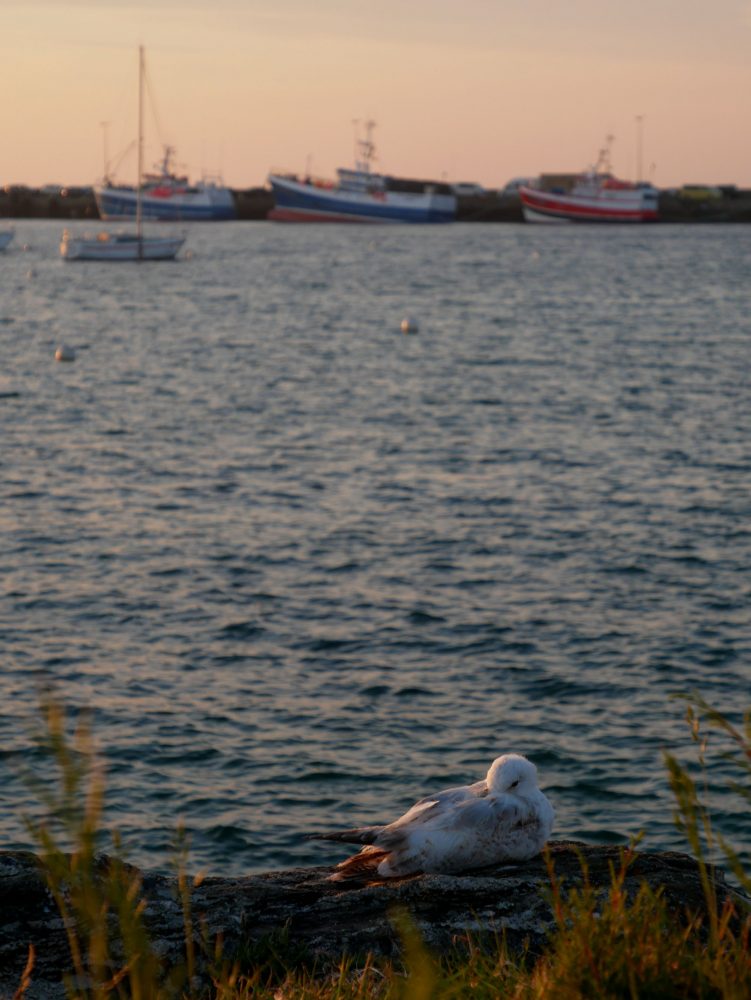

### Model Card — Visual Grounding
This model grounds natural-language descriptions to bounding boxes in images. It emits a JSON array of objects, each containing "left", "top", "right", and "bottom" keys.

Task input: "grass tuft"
[{"left": 14, "top": 693, "right": 751, "bottom": 999}]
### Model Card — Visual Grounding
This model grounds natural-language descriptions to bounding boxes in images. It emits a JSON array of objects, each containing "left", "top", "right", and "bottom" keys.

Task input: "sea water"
[{"left": 1, "top": 220, "right": 749, "bottom": 874}]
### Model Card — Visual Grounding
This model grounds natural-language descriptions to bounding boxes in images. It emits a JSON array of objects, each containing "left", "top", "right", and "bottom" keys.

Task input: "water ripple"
[{"left": 1, "top": 222, "right": 749, "bottom": 874}]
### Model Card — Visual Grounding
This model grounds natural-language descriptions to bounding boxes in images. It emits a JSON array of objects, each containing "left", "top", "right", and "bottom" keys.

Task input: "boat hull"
[
  {"left": 0, "top": 229, "right": 14, "bottom": 251},
  {"left": 60, "top": 230, "right": 185, "bottom": 261},
  {"left": 268, "top": 175, "right": 456, "bottom": 224},
  {"left": 519, "top": 186, "right": 658, "bottom": 223},
  {"left": 95, "top": 185, "right": 235, "bottom": 221}
]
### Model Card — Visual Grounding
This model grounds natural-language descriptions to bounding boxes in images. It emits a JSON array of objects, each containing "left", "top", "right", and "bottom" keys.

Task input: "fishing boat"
[
  {"left": 267, "top": 121, "right": 456, "bottom": 224},
  {"left": 61, "top": 48, "right": 185, "bottom": 262},
  {"left": 519, "top": 138, "right": 659, "bottom": 224},
  {"left": 0, "top": 228, "right": 13, "bottom": 251},
  {"left": 95, "top": 146, "right": 235, "bottom": 221}
]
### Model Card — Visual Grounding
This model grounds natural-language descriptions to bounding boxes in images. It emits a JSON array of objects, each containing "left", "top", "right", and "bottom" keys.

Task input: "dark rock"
[{"left": 0, "top": 843, "right": 747, "bottom": 998}]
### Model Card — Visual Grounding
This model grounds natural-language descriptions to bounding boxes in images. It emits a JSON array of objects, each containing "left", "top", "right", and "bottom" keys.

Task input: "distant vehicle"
[
  {"left": 502, "top": 177, "right": 534, "bottom": 195},
  {"left": 678, "top": 185, "right": 722, "bottom": 201},
  {"left": 451, "top": 182, "right": 487, "bottom": 196}
]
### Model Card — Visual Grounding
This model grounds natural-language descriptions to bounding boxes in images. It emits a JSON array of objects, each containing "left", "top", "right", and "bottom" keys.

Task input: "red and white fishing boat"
[{"left": 519, "top": 139, "right": 659, "bottom": 224}]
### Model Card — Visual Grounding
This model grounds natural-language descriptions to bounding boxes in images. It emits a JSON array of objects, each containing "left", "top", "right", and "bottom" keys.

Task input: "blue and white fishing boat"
[
  {"left": 268, "top": 121, "right": 456, "bottom": 224},
  {"left": 95, "top": 146, "right": 235, "bottom": 221},
  {"left": 93, "top": 60, "right": 234, "bottom": 223}
]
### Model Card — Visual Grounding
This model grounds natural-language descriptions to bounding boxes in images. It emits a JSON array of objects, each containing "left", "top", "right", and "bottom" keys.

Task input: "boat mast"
[
  {"left": 137, "top": 45, "right": 144, "bottom": 259},
  {"left": 99, "top": 120, "right": 110, "bottom": 184},
  {"left": 354, "top": 119, "right": 377, "bottom": 175},
  {"left": 635, "top": 114, "right": 644, "bottom": 184},
  {"left": 595, "top": 134, "right": 614, "bottom": 176}
]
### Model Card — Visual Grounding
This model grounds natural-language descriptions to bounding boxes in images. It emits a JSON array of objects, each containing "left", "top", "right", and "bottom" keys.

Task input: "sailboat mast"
[{"left": 137, "top": 45, "right": 144, "bottom": 258}]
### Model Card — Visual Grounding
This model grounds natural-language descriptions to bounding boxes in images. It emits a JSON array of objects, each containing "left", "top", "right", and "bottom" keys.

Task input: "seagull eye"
[{"left": 510, "top": 779, "right": 520, "bottom": 789}]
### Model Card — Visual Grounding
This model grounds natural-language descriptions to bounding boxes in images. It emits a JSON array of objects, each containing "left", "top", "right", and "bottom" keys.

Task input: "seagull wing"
[
  {"left": 439, "top": 792, "right": 528, "bottom": 835},
  {"left": 324, "top": 781, "right": 490, "bottom": 881},
  {"left": 376, "top": 779, "right": 488, "bottom": 846},
  {"left": 375, "top": 792, "right": 532, "bottom": 875}
]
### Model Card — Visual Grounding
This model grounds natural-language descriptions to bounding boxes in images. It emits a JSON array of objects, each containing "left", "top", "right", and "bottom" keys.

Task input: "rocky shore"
[
  {"left": 3, "top": 186, "right": 751, "bottom": 222},
  {"left": 0, "top": 842, "right": 747, "bottom": 998}
]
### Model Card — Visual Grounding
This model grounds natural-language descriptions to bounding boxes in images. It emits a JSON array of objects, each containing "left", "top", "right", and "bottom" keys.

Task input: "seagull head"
[{"left": 486, "top": 754, "right": 539, "bottom": 795}]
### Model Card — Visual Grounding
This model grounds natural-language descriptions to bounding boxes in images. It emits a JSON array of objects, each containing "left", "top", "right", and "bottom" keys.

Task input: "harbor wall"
[{"left": 3, "top": 185, "right": 751, "bottom": 222}]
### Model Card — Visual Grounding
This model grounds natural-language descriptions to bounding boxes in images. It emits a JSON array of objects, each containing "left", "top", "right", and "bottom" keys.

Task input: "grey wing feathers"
[
  {"left": 313, "top": 780, "right": 489, "bottom": 851},
  {"left": 387, "top": 781, "right": 488, "bottom": 829},
  {"left": 449, "top": 795, "right": 523, "bottom": 831}
]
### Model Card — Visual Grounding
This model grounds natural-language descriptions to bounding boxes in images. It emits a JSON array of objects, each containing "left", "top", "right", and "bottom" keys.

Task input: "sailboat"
[{"left": 60, "top": 47, "right": 186, "bottom": 262}]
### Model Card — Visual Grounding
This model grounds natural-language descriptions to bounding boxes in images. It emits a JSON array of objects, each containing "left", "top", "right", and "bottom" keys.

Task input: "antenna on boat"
[
  {"left": 595, "top": 134, "right": 614, "bottom": 175},
  {"left": 351, "top": 119, "right": 360, "bottom": 167},
  {"left": 100, "top": 121, "right": 111, "bottom": 183},
  {"left": 635, "top": 114, "right": 645, "bottom": 184},
  {"left": 360, "top": 120, "right": 377, "bottom": 174},
  {"left": 351, "top": 118, "right": 377, "bottom": 174}
]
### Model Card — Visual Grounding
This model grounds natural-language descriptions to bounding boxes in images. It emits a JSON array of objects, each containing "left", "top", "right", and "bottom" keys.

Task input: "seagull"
[{"left": 312, "top": 753, "right": 554, "bottom": 880}]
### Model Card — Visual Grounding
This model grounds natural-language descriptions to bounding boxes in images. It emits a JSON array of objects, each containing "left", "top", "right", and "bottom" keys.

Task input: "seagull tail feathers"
[
  {"left": 307, "top": 825, "right": 384, "bottom": 845},
  {"left": 329, "top": 846, "right": 389, "bottom": 882}
]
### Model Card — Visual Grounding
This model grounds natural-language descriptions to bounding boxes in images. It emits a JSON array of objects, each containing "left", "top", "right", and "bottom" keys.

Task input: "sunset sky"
[{"left": 3, "top": 1, "right": 751, "bottom": 189}]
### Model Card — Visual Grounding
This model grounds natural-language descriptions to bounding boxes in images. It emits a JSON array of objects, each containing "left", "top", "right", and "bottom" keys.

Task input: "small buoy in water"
[
  {"left": 26, "top": 269, "right": 35, "bottom": 279},
  {"left": 400, "top": 317, "right": 419, "bottom": 334},
  {"left": 55, "top": 344, "right": 76, "bottom": 363}
]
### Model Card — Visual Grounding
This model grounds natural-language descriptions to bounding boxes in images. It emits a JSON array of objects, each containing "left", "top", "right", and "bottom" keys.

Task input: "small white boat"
[
  {"left": 60, "top": 229, "right": 184, "bottom": 261},
  {"left": 0, "top": 228, "right": 14, "bottom": 251},
  {"left": 62, "top": 47, "right": 187, "bottom": 263}
]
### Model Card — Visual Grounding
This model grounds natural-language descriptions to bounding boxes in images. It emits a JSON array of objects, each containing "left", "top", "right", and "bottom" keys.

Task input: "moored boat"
[
  {"left": 519, "top": 139, "right": 659, "bottom": 223},
  {"left": 61, "top": 47, "right": 186, "bottom": 263},
  {"left": 95, "top": 147, "right": 235, "bottom": 222},
  {"left": 268, "top": 122, "right": 456, "bottom": 224},
  {"left": 0, "top": 228, "right": 14, "bottom": 251},
  {"left": 60, "top": 229, "right": 184, "bottom": 261}
]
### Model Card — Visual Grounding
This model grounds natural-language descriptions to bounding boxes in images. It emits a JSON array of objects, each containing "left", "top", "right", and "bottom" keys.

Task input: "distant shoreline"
[{"left": 3, "top": 185, "right": 751, "bottom": 223}]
